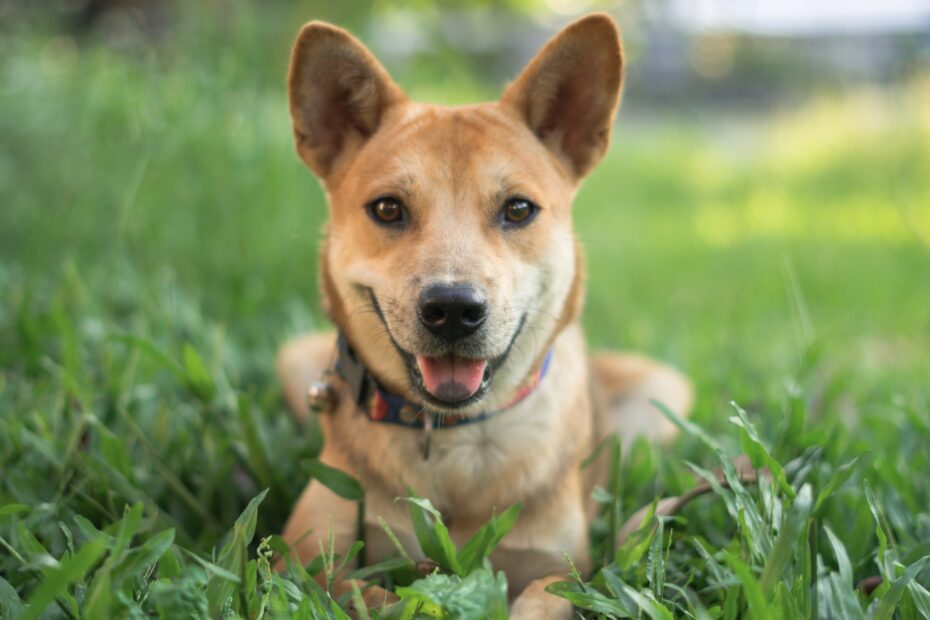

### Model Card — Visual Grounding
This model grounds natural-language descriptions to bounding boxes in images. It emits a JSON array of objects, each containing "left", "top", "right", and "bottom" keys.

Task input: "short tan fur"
[{"left": 277, "top": 14, "right": 692, "bottom": 617}]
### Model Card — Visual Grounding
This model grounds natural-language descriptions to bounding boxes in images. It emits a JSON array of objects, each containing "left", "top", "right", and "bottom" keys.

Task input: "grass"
[{"left": 2, "top": 5, "right": 930, "bottom": 618}]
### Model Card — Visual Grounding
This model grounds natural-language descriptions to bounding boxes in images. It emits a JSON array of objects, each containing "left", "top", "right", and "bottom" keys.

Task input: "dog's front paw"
[{"left": 510, "top": 576, "right": 574, "bottom": 620}]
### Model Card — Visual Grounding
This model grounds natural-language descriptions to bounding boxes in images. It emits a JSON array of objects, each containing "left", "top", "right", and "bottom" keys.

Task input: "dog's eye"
[
  {"left": 501, "top": 198, "right": 538, "bottom": 226},
  {"left": 368, "top": 197, "right": 405, "bottom": 225}
]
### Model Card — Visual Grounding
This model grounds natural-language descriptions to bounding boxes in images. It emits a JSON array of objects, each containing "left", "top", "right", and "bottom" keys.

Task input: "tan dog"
[{"left": 277, "top": 13, "right": 692, "bottom": 617}]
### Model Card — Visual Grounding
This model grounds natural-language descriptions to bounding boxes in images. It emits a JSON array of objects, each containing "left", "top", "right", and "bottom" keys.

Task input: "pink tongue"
[{"left": 416, "top": 355, "right": 488, "bottom": 402}]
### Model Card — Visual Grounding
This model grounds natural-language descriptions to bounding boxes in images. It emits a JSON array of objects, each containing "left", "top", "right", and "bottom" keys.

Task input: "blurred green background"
[{"left": 1, "top": 0, "right": 930, "bottom": 590}]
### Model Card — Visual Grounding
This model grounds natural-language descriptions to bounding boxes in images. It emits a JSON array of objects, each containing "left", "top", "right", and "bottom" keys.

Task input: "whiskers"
[
  {"left": 502, "top": 300, "right": 561, "bottom": 367},
  {"left": 344, "top": 290, "right": 406, "bottom": 349}
]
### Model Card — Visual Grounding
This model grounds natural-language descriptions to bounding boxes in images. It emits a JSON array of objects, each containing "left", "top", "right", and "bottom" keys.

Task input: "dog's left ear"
[
  {"left": 501, "top": 13, "right": 623, "bottom": 180},
  {"left": 288, "top": 21, "right": 407, "bottom": 179}
]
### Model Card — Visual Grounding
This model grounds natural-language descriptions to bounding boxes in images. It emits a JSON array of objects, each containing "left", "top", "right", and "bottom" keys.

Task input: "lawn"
[{"left": 1, "top": 5, "right": 929, "bottom": 618}]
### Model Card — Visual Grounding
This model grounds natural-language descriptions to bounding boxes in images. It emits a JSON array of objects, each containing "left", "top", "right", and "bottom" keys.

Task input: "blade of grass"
[
  {"left": 871, "top": 556, "right": 930, "bottom": 620},
  {"left": 20, "top": 536, "right": 107, "bottom": 620},
  {"left": 760, "top": 484, "right": 812, "bottom": 592},
  {"left": 727, "top": 554, "right": 773, "bottom": 620}
]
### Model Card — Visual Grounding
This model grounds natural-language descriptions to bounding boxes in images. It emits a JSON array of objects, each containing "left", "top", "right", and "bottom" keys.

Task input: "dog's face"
[
  {"left": 288, "top": 15, "right": 623, "bottom": 412},
  {"left": 325, "top": 106, "right": 579, "bottom": 409}
]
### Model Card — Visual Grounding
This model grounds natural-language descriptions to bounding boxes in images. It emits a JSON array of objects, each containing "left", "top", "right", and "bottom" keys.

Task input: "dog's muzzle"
[{"left": 414, "top": 283, "right": 489, "bottom": 402}]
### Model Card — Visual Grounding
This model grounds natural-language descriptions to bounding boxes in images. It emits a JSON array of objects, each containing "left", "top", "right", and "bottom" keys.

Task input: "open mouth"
[
  {"left": 365, "top": 287, "right": 526, "bottom": 410},
  {"left": 414, "top": 355, "right": 490, "bottom": 403}
]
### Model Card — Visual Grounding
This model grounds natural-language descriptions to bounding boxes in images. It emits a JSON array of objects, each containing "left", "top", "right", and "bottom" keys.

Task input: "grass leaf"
[
  {"left": 457, "top": 503, "right": 521, "bottom": 574},
  {"left": 0, "top": 577, "right": 25, "bottom": 618},
  {"left": 20, "top": 536, "right": 107, "bottom": 620},
  {"left": 82, "top": 565, "right": 111, "bottom": 620},
  {"left": 871, "top": 556, "right": 930, "bottom": 620},
  {"left": 728, "top": 402, "right": 795, "bottom": 498},
  {"left": 546, "top": 579, "right": 633, "bottom": 617},
  {"left": 0, "top": 504, "right": 30, "bottom": 518},
  {"left": 396, "top": 569, "right": 508, "bottom": 620},
  {"left": 236, "top": 394, "right": 278, "bottom": 492},
  {"left": 205, "top": 489, "right": 268, "bottom": 615},
  {"left": 111, "top": 528, "right": 175, "bottom": 587},
  {"left": 304, "top": 459, "right": 365, "bottom": 502},
  {"left": 402, "top": 492, "right": 462, "bottom": 575},
  {"left": 760, "top": 483, "right": 812, "bottom": 592},
  {"left": 814, "top": 456, "right": 861, "bottom": 514},
  {"left": 824, "top": 525, "right": 854, "bottom": 588},
  {"left": 727, "top": 554, "right": 773, "bottom": 620},
  {"left": 182, "top": 342, "right": 215, "bottom": 402}
]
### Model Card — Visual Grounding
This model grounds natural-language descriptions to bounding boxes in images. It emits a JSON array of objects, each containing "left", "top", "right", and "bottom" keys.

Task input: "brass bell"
[{"left": 306, "top": 380, "right": 337, "bottom": 413}]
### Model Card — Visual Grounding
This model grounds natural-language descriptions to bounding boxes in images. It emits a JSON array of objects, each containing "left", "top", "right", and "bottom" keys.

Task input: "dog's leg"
[
  {"left": 277, "top": 333, "right": 400, "bottom": 612},
  {"left": 279, "top": 463, "right": 358, "bottom": 569},
  {"left": 278, "top": 449, "right": 398, "bottom": 612},
  {"left": 590, "top": 352, "right": 693, "bottom": 449},
  {"left": 510, "top": 575, "right": 574, "bottom": 620},
  {"left": 277, "top": 331, "right": 337, "bottom": 423}
]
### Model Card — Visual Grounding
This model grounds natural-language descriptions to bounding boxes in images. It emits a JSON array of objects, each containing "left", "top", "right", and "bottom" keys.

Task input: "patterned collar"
[{"left": 334, "top": 334, "right": 553, "bottom": 430}]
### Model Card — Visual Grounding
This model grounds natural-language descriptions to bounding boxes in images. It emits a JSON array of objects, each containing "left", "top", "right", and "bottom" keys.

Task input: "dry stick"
[
  {"left": 857, "top": 575, "right": 884, "bottom": 596},
  {"left": 616, "top": 454, "right": 770, "bottom": 546}
]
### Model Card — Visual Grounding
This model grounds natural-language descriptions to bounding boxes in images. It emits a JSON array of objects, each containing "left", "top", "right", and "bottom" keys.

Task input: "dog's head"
[{"left": 288, "top": 14, "right": 623, "bottom": 412}]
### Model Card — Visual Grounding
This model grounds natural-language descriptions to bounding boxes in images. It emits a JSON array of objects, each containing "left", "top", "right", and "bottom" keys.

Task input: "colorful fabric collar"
[{"left": 334, "top": 334, "right": 553, "bottom": 430}]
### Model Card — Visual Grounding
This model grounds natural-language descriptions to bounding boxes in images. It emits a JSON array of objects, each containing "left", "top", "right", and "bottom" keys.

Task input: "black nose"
[{"left": 418, "top": 283, "right": 488, "bottom": 342}]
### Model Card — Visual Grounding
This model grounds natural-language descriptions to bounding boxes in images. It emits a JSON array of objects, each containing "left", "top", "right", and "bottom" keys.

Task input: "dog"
[{"left": 276, "top": 13, "right": 693, "bottom": 617}]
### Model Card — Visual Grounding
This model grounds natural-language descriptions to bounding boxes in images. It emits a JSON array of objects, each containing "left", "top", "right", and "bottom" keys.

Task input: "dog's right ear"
[
  {"left": 501, "top": 14, "right": 623, "bottom": 180},
  {"left": 288, "top": 22, "right": 406, "bottom": 179}
]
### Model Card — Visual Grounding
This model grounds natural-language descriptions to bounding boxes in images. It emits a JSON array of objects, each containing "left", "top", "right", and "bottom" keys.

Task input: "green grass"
[{"left": 2, "top": 6, "right": 930, "bottom": 618}]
